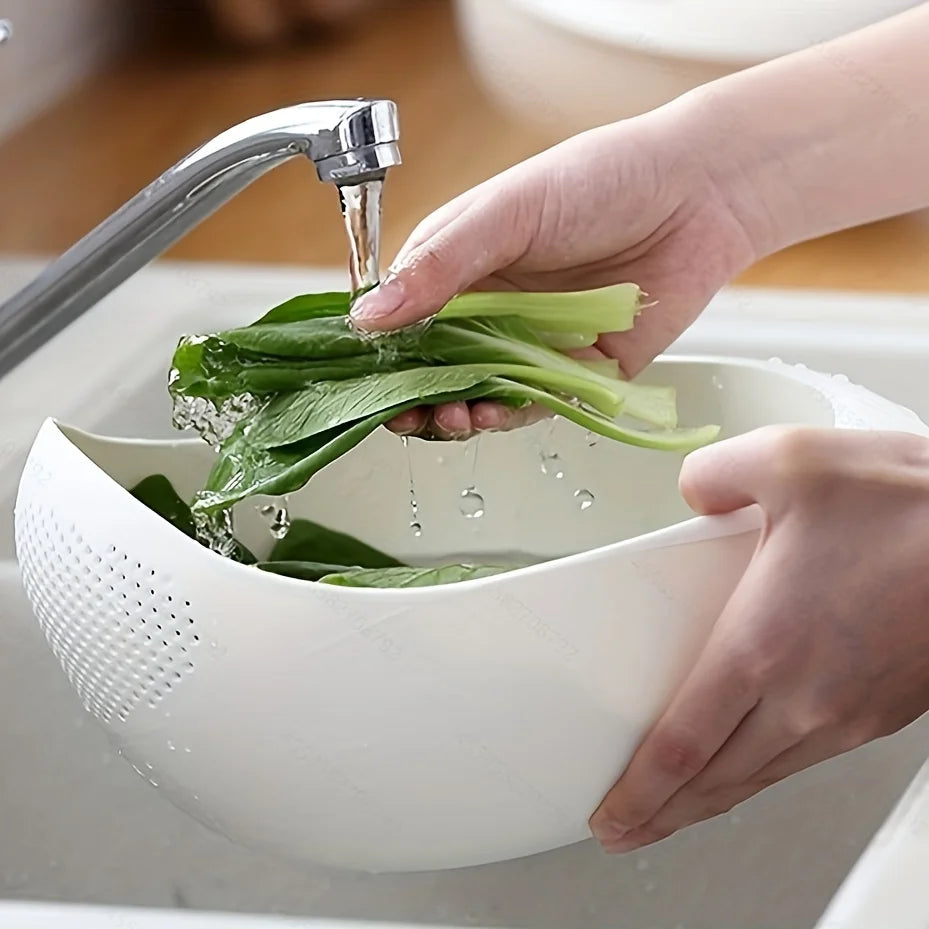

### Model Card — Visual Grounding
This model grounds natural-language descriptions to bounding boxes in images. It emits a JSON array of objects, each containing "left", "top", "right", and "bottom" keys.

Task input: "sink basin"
[{"left": 3, "top": 257, "right": 929, "bottom": 925}]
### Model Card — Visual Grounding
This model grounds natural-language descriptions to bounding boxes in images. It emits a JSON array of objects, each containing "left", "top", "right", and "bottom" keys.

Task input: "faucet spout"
[{"left": 0, "top": 98, "right": 401, "bottom": 379}]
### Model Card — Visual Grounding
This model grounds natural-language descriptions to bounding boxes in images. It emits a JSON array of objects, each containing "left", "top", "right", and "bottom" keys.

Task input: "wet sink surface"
[{"left": 3, "top": 258, "right": 929, "bottom": 928}]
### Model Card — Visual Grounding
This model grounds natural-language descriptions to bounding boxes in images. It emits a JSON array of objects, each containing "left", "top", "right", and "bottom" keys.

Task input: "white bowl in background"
[{"left": 455, "top": 0, "right": 921, "bottom": 134}]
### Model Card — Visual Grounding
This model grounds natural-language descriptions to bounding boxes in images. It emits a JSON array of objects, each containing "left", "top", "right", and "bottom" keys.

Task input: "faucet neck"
[{"left": 0, "top": 99, "right": 401, "bottom": 380}]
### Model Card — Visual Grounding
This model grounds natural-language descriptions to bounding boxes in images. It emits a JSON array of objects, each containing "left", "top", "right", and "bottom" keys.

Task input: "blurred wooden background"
[{"left": 1, "top": 0, "right": 928, "bottom": 292}]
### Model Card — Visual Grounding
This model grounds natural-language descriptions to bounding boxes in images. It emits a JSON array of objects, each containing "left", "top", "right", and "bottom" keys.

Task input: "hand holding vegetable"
[
  {"left": 351, "top": 107, "right": 758, "bottom": 437},
  {"left": 353, "top": 4, "right": 929, "bottom": 439}
]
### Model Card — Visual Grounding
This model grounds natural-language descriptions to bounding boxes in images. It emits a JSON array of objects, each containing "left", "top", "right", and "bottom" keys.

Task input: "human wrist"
[
  {"left": 653, "top": 78, "right": 804, "bottom": 264},
  {"left": 657, "top": 5, "right": 929, "bottom": 262}
]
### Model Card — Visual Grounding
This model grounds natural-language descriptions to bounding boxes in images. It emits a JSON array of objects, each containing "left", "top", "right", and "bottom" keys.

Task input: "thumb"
[
  {"left": 349, "top": 186, "right": 533, "bottom": 331},
  {"left": 679, "top": 428, "right": 782, "bottom": 515}
]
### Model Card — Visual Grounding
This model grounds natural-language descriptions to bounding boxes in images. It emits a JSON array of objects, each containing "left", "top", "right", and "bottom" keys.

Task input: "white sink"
[{"left": 2, "top": 257, "right": 929, "bottom": 928}]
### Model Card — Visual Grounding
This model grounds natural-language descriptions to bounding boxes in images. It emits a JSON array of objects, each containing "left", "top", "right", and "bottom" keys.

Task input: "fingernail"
[
  {"left": 590, "top": 820, "right": 630, "bottom": 845},
  {"left": 350, "top": 276, "right": 406, "bottom": 322},
  {"left": 602, "top": 837, "right": 640, "bottom": 855}
]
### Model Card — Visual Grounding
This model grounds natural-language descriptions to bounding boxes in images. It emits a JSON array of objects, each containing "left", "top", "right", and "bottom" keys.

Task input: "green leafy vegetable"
[
  {"left": 161, "top": 283, "right": 721, "bottom": 587},
  {"left": 434, "top": 283, "right": 643, "bottom": 333},
  {"left": 256, "top": 561, "right": 365, "bottom": 581},
  {"left": 267, "top": 518, "right": 402, "bottom": 568},
  {"left": 129, "top": 474, "right": 197, "bottom": 539},
  {"left": 317, "top": 564, "right": 509, "bottom": 588},
  {"left": 128, "top": 474, "right": 257, "bottom": 564}
]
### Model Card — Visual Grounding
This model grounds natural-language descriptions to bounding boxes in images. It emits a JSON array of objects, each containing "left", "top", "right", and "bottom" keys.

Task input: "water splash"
[
  {"left": 171, "top": 392, "right": 259, "bottom": 449},
  {"left": 192, "top": 509, "right": 238, "bottom": 559}
]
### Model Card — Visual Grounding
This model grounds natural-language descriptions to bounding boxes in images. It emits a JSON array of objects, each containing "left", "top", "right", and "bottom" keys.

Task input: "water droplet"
[
  {"left": 148, "top": 778, "right": 159, "bottom": 788},
  {"left": 459, "top": 488, "right": 485, "bottom": 519},
  {"left": 833, "top": 373, "right": 850, "bottom": 384},
  {"left": 183, "top": 746, "right": 192, "bottom": 754},
  {"left": 167, "top": 740, "right": 176, "bottom": 751},
  {"left": 636, "top": 858, "right": 650, "bottom": 871},
  {"left": 574, "top": 489, "right": 594, "bottom": 511},
  {"left": 585, "top": 431, "right": 598, "bottom": 448},
  {"left": 645, "top": 881, "right": 657, "bottom": 893},
  {"left": 729, "top": 812, "right": 742, "bottom": 825},
  {"left": 768, "top": 356, "right": 783, "bottom": 365},
  {"left": 540, "top": 452, "right": 564, "bottom": 479},
  {"left": 403, "top": 436, "right": 421, "bottom": 536},
  {"left": 258, "top": 500, "right": 291, "bottom": 540},
  {"left": 711, "top": 375, "right": 724, "bottom": 391}
]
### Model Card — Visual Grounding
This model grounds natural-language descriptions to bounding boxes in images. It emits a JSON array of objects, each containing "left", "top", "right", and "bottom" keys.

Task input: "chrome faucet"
[{"left": 0, "top": 98, "right": 401, "bottom": 378}]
